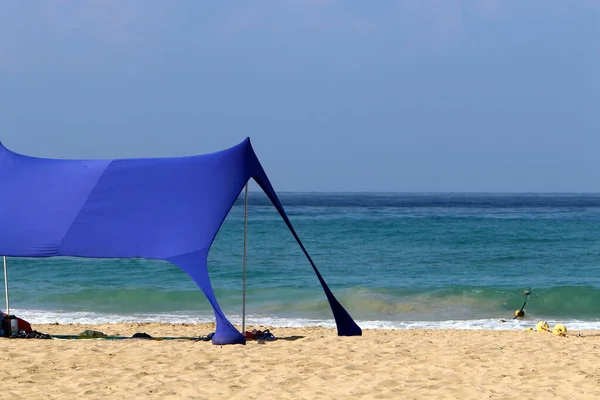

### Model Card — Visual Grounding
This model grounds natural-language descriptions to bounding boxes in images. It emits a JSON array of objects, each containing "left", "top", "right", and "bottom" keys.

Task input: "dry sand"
[{"left": 0, "top": 322, "right": 599, "bottom": 399}]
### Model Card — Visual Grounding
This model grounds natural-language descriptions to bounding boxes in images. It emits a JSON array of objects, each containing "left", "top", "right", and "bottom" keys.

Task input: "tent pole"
[
  {"left": 242, "top": 182, "right": 248, "bottom": 334},
  {"left": 3, "top": 256, "right": 9, "bottom": 315}
]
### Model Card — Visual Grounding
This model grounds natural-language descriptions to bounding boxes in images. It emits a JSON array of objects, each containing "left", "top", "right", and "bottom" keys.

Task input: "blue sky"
[{"left": 1, "top": 0, "right": 598, "bottom": 192}]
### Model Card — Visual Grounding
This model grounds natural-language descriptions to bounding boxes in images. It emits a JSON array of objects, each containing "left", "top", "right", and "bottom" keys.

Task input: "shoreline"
[
  {"left": 29, "top": 321, "right": 600, "bottom": 343},
  {"left": 24, "top": 318, "right": 600, "bottom": 335},
  {"left": 12, "top": 307, "right": 600, "bottom": 331}
]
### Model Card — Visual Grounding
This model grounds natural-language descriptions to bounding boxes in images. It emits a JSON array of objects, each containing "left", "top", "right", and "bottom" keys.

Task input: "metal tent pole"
[
  {"left": 242, "top": 182, "right": 248, "bottom": 334},
  {"left": 3, "top": 256, "right": 9, "bottom": 315}
]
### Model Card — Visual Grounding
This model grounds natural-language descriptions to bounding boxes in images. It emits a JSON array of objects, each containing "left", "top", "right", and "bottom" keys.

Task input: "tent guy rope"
[
  {"left": 242, "top": 182, "right": 248, "bottom": 334},
  {"left": 3, "top": 256, "right": 8, "bottom": 315}
]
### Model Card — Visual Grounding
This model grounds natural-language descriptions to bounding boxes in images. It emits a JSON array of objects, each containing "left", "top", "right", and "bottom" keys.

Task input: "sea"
[{"left": 4, "top": 193, "right": 600, "bottom": 331}]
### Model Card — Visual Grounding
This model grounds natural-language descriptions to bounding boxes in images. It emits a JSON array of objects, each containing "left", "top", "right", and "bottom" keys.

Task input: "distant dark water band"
[{"left": 234, "top": 193, "right": 600, "bottom": 209}]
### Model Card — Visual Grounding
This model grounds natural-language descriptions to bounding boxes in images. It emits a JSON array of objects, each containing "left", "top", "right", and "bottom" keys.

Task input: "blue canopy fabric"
[{"left": 0, "top": 138, "right": 361, "bottom": 344}]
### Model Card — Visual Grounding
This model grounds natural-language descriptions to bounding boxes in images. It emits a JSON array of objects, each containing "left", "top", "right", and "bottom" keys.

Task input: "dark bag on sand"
[
  {"left": 132, "top": 332, "right": 153, "bottom": 339},
  {"left": 0, "top": 314, "right": 7, "bottom": 337}
]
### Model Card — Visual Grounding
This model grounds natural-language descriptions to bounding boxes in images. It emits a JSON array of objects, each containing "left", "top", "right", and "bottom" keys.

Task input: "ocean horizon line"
[{"left": 239, "top": 190, "right": 600, "bottom": 195}]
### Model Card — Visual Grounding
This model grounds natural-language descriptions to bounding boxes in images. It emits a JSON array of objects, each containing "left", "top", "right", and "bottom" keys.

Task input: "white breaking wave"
[{"left": 10, "top": 308, "right": 600, "bottom": 331}]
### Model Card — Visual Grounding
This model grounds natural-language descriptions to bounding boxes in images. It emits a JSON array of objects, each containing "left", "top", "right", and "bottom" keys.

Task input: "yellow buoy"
[
  {"left": 552, "top": 324, "right": 567, "bottom": 336},
  {"left": 514, "top": 309, "right": 525, "bottom": 318},
  {"left": 536, "top": 320, "right": 549, "bottom": 332}
]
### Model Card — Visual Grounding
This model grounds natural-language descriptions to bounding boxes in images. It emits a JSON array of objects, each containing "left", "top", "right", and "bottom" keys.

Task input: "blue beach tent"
[{"left": 0, "top": 138, "right": 361, "bottom": 344}]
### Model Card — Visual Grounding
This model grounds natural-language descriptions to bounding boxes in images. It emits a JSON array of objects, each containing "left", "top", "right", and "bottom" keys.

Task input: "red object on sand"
[
  {"left": 244, "top": 330, "right": 263, "bottom": 339},
  {"left": 1, "top": 313, "right": 32, "bottom": 335}
]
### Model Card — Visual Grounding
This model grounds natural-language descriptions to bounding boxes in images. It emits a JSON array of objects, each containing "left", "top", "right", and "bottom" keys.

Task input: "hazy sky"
[{"left": 1, "top": 1, "right": 598, "bottom": 192}]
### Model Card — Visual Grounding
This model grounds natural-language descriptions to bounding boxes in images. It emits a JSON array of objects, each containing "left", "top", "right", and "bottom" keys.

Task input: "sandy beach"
[{"left": 0, "top": 323, "right": 596, "bottom": 399}]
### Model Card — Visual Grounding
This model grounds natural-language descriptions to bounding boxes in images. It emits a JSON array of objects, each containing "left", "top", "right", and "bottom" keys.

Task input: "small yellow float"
[
  {"left": 552, "top": 324, "right": 567, "bottom": 336},
  {"left": 536, "top": 320, "right": 550, "bottom": 332}
]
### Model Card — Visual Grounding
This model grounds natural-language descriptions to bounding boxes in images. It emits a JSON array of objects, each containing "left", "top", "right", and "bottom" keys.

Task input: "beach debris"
[
  {"left": 194, "top": 332, "right": 214, "bottom": 342},
  {"left": 9, "top": 330, "right": 52, "bottom": 339},
  {"left": 573, "top": 332, "right": 600, "bottom": 338},
  {"left": 78, "top": 329, "right": 108, "bottom": 338}
]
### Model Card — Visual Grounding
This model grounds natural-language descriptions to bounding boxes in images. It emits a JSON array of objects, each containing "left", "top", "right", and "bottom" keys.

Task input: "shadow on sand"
[{"left": 254, "top": 335, "right": 305, "bottom": 344}]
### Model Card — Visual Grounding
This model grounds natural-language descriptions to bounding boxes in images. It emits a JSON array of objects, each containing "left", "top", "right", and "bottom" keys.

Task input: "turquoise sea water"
[{"left": 4, "top": 193, "right": 600, "bottom": 330}]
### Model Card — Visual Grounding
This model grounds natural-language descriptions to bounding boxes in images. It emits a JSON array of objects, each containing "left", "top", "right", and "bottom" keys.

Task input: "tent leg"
[
  {"left": 242, "top": 182, "right": 248, "bottom": 334},
  {"left": 3, "top": 256, "right": 9, "bottom": 315}
]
